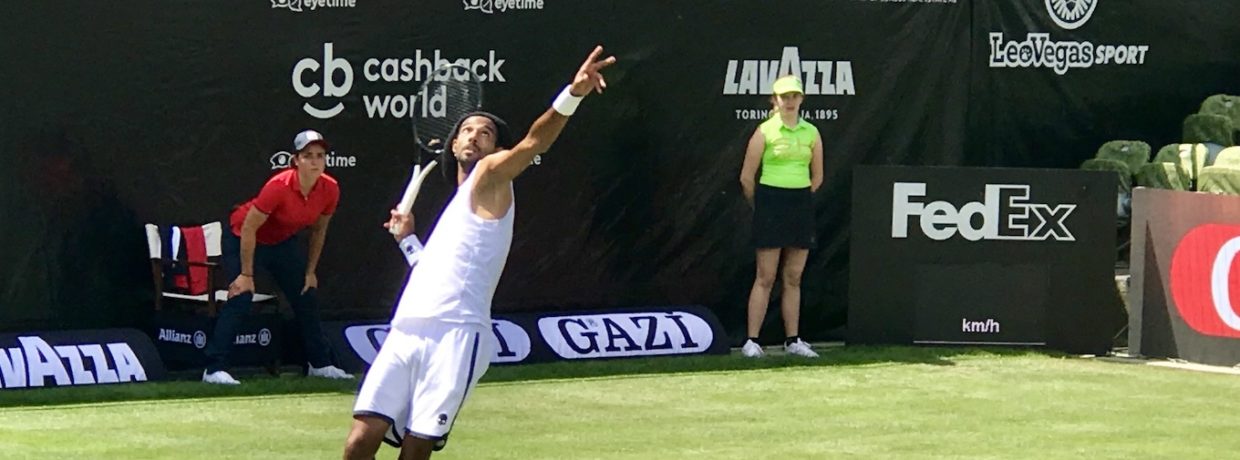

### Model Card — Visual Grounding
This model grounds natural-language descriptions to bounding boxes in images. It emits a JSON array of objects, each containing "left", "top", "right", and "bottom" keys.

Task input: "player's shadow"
[{"left": 480, "top": 345, "right": 1060, "bottom": 386}]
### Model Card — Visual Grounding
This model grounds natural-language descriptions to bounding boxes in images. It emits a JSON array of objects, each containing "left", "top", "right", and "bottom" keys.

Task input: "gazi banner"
[{"left": 323, "top": 306, "right": 729, "bottom": 373}]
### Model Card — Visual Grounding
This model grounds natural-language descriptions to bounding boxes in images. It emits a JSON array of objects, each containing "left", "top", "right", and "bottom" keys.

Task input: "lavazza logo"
[
  {"left": 291, "top": 42, "right": 508, "bottom": 120},
  {"left": 1, "top": 337, "right": 147, "bottom": 389},
  {"left": 463, "top": 0, "right": 544, "bottom": 14},
  {"left": 723, "top": 46, "right": 851, "bottom": 121},
  {"left": 891, "top": 183, "right": 1077, "bottom": 242},
  {"left": 271, "top": 0, "right": 356, "bottom": 12},
  {"left": 989, "top": 0, "right": 1149, "bottom": 74}
]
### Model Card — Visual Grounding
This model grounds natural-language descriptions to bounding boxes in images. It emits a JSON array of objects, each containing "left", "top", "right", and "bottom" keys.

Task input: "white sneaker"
[
  {"left": 741, "top": 339, "right": 765, "bottom": 358},
  {"left": 202, "top": 370, "right": 241, "bottom": 385},
  {"left": 784, "top": 339, "right": 819, "bottom": 358},
  {"left": 307, "top": 364, "right": 355, "bottom": 379}
]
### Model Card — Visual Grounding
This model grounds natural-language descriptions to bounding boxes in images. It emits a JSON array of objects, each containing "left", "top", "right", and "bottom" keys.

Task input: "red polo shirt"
[{"left": 230, "top": 169, "right": 340, "bottom": 245}]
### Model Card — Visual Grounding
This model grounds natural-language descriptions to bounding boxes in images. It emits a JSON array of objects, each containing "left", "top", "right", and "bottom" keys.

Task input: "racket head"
[{"left": 412, "top": 63, "right": 485, "bottom": 157}]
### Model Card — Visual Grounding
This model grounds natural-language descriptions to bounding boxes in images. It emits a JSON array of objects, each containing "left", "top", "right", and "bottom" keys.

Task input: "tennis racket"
[{"left": 391, "top": 63, "right": 484, "bottom": 235}]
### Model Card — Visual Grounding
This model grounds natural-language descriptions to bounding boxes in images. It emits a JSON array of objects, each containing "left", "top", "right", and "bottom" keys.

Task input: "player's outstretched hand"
[{"left": 569, "top": 45, "right": 617, "bottom": 97}]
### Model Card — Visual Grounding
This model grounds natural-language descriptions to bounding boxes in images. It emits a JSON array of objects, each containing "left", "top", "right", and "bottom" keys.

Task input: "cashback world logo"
[{"left": 291, "top": 43, "right": 508, "bottom": 120}]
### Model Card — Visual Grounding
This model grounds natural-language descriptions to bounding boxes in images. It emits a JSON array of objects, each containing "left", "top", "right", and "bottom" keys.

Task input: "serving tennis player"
[{"left": 343, "top": 45, "right": 616, "bottom": 460}]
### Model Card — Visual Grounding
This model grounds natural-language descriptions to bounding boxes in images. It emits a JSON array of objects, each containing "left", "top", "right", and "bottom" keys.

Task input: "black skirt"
[{"left": 752, "top": 184, "right": 817, "bottom": 249}]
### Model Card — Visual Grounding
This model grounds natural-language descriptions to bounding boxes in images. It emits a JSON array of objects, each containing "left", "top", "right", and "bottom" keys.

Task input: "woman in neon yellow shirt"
[{"left": 738, "top": 75, "right": 824, "bottom": 358}]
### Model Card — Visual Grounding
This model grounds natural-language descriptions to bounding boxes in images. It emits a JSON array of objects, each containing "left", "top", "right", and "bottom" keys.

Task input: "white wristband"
[
  {"left": 398, "top": 234, "right": 424, "bottom": 267},
  {"left": 552, "top": 85, "right": 583, "bottom": 116}
]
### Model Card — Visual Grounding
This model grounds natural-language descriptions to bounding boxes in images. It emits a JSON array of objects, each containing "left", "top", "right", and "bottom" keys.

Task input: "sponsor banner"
[
  {"left": 535, "top": 311, "right": 714, "bottom": 360},
  {"left": 323, "top": 306, "right": 728, "bottom": 372},
  {"left": 984, "top": 0, "right": 1150, "bottom": 75},
  {"left": 1129, "top": 188, "right": 1240, "bottom": 366},
  {"left": 2, "top": 0, "right": 1071, "bottom": 341},
  {"left": 970, "top": 0, "right": 1240, "bottom": 174},
  {"left": 149, "top": 311, "right": 281, "bottom": 371},
  {"left": 850, "top": 166, "right": 1123, "bottom": 353},
  {"left": 0, "top": 329, "right": 167, "bottom": 390}
]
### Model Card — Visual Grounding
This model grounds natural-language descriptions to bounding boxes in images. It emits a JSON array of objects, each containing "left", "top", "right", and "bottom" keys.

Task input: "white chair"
[{"left": 144, "top": 221, "right": 275, "bottom": 316}]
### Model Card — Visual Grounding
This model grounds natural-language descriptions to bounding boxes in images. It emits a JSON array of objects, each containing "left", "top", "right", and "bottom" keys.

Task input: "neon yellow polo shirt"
[{"left": 758, "top": 117, "right": 818, "bottom": 189}]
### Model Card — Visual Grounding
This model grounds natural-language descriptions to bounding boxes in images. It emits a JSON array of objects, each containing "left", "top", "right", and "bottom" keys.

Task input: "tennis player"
[{"left": 342, "top": 46, "right": 616, "bottom": 460}]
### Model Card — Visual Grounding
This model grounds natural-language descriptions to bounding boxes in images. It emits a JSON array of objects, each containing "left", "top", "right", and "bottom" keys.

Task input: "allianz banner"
[
  {"left": 0, "top": 1, "right": 970, "bottom": 339},
  {"left": 148, "top": 311, "right": 282, "bottom": 371},
  {"left": 323, "top": 306, "right": 729, "bottom": 372},
  {"left": 849, "top": 166, "right": 1124, "bottom": 354},
  {"left": 1129, "top": 188, "right": 1240, "bottom": 366},
  {"left": 0, "top": 329, "right": 167, "bottom": 390}
]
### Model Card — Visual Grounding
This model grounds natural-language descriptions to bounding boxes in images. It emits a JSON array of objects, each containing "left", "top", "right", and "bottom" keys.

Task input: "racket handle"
[
  {"left": 389, "top": 161, "right": 439, "bottom": 236},
  {"left": 411, "top": 161, "right": 438, "bottom": 205},
  {"left": 395, "top": 165, "right": 421, "bottom": 215}
]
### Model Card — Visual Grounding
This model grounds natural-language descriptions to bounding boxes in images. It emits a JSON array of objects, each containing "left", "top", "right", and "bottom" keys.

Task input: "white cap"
[{"left": 293, "top": 129, "right": 329, "bottom": 152}]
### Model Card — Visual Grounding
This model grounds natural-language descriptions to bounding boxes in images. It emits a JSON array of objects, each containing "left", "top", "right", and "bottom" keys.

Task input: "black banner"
[
  {"left": 0, "top": 329, "right": 167, "bottom": 390},
  {"left": 2, "top": 1, "right": 1238, "bottom": 343},
  {"left": 970, "top": 0, "right": 1240, "bottom": 168},
  {"left": 1129, "top": 188, "right": 1240, "bottom": 366},
  {"left": 849, "top": 166, "right": 1123, "bottom": 353},
  {"left": 0, "top": 1, "right": 969, "bottom": 340},
  {"left": 324, "top": 305, "right": 729, "bottom": 373}
]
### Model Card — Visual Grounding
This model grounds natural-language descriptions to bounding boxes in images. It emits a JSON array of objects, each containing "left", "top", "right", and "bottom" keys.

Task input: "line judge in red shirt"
[{"left": 202, "top": 129, "right": 354, "bottom": 385}]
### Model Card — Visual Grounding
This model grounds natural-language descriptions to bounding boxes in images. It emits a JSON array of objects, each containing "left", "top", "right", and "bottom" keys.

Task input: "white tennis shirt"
[{"left": 392, "top": 169, "right": 514, "bottom": 329}]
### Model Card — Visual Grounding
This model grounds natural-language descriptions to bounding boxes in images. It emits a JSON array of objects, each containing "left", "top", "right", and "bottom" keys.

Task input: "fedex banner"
[
  {"left": 323, "top": 306, "right": 728, "bottom": 372},
  {"left": 850, "top": 166, "right": 1124, "bottom": 354},
  {"left": 0, "top": 329, "right": 167, "bottom": 390},
  {"left": 1129, "top": 189, "right": 1240, "bottom": 366}
]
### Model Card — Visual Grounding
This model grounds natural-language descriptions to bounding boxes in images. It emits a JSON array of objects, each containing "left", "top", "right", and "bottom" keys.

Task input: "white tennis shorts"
[{"left": 352, "top": 319, "right": 491, "bottom": 450}]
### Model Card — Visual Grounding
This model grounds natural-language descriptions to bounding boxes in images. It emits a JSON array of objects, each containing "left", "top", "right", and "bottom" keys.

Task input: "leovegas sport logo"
[
  {"left": 291, "top": 43, "right": 508, "bottom": 120},
  {"left": 988, "top": 0, "right": 1149, "bottom": 74},
  {"left": 1169, "top": 224, "right": 1240, "bottom": 339}
]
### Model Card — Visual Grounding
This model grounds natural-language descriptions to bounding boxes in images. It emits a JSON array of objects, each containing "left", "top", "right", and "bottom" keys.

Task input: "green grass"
[{"left": 2, "top": 347, "right": 1239, "bottom": 459}]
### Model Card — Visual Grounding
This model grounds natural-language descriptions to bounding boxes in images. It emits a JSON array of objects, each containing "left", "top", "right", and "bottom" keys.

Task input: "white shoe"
[
  {"left": 741, "top": 339, "right": 765, "bottom": 358},
  {"left": 202, "top": 370, "right": 241, "bottom": 385},
  {"left": 307, "top": 364, "right": 355, "bottom": 379},
  {"left": 784, "top": 339, "right": 819, "bottom": 358}
]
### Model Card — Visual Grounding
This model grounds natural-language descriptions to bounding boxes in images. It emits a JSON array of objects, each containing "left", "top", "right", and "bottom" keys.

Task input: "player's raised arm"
[{"left": 476, "top": 45, "right": 616, "bottom": 185}]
